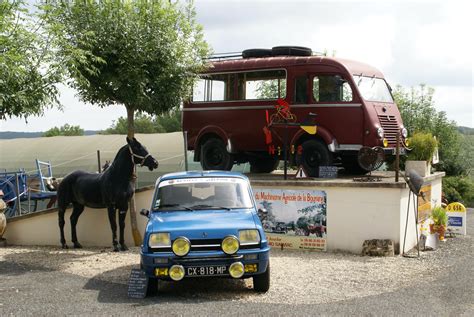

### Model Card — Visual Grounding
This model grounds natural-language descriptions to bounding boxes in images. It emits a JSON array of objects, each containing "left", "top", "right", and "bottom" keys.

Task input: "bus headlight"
[
  {"left": 222, "top": 236, "right": 239, "bottom": 255},
  {"left": 376, "top": 127, "right": 384, "bottom": 138},
  {"left": 401, "top": 127, "right": 408, "bottom": 138},
  {"left": 148, "top": 232, "right": 171, "bottom": 248},
  {"left": 172, "top": 237, "right": 191, "bottom": 256}
]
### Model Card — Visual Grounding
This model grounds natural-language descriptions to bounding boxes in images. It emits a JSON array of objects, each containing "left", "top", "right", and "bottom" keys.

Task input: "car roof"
[{"left": 155, "top": 170, "right": 249, "bottom": 186}]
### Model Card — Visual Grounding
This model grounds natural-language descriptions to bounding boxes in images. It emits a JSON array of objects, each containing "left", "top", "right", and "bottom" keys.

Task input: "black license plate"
[{"left": 186, "top": 265, "right": 227, "bottom": 276}]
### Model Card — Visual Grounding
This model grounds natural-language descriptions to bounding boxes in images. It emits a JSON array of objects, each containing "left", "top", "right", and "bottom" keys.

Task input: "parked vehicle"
[
  {"left": 182, "top": 46, "right": 408, "bottom": 176},
  {"left": 140, "top": 171, "right": 270, "bottom": 295}
]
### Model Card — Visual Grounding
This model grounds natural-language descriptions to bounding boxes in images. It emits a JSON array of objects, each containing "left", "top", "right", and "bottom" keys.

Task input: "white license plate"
[{"left": 187, "top": 265, "right": 227, "bottom": 276}]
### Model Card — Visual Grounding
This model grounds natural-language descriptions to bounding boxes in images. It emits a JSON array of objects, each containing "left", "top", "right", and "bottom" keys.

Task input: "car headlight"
[
  {"left": 172, "top": 237, "right": 191, "bottom": 256},
  {"left": 221, "top": 235, "right": 239, "bottom": 255},
  {"left": 401, "top": 127, "right": 408, "bottom": 138},
  {"left": 376, "top": 127, "right": 384, "bottom": 138},
  {"left": 239, "top": 230, "right": 260, "bottom": 245},
  {"left": 148, "top": 232, "right": 171, "bottom": 248}
]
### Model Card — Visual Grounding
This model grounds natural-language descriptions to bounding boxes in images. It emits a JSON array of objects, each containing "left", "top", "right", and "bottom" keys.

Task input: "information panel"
[{"left": 446, "top": 202, "right": 466, "bottom": 235}]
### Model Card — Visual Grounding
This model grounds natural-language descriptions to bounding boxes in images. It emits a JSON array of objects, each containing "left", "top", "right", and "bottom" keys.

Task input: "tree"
[
  {"left": 103, "top": 108, "right": 181, "bottom": 134},
  {"left": 393, "top": 85, "right": 465, "bottom": 176},
  {"left": 41, "top": 0, "right": 209, "bottom": 245},
  {"left": 0, "top": 0, "right": 62, "bottom": 120},
  {"left": 43, "top": 124, "right": 84, "bottom": 137}
]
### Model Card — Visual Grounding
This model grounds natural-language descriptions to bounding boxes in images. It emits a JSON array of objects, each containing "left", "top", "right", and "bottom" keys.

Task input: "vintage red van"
[{"left": 182, "top": 46, "right": 407, "bottom": 177}]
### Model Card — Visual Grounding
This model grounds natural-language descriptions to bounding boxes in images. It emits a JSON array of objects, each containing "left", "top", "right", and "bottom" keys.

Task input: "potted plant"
[
  {"left": 430, "top": 206, "right": 448, "bottom": 241},
  {"left": 405, "top": 132, "right": 438, "bottom": 177}
]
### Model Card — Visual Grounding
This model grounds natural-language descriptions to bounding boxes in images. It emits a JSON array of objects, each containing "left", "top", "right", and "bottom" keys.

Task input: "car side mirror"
[{"left": 140, "top": 209, "right": 150, "bottom": 217}]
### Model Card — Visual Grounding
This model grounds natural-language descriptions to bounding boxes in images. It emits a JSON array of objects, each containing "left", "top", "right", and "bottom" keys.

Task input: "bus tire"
[
  {"left": 250, "top": 157, "right": 279, "bottom": 173},
  {"left": 242, "top": 48, "right": 272, "bottom": 59},
  {"left": 301, "top": 139, "right": 332, "bottom": 177},
  {"left": 200, "top": 138, "right": 233, "bottom": 171}
]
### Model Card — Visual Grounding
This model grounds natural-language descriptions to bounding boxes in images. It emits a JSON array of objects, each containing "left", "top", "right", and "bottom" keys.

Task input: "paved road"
[{"left": 1, "top": 209, "right": 473, "bottom": 316}]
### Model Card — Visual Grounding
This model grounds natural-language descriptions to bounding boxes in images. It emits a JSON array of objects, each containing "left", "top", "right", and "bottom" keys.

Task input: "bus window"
[
  {"left": 313, "top": 75, "right": 353, "bottom": 102},
  {"left": 237, "top": 69, "right": 286, "bottom": 100},
  {"left": 294, "top": 76, "right": 308, "bottom": 104},
  {"left": 192, "top": 74, "right": 236, "bottom": 102}
]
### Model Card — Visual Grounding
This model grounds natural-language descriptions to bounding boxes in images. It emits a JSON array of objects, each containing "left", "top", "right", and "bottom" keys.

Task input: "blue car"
[{"left": 140, "top": 171, "right": 270, "bottom": 294}]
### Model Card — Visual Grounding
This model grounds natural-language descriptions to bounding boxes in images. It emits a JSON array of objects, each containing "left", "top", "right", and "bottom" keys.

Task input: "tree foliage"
[
  {"left": 43, "top": 124, "right": 84, "bottom": 137},
  {"left": 0, "top": 0, "right": 62, "bottom": 120},
  {"left": 103, "top": 108, "right": 181, "bottom": 134},
  {"left": 393, "top": 85, "right": 466, "bottom": 176},
  {"left": 41, "top": 0, "right": 209, "bottom": 137}
]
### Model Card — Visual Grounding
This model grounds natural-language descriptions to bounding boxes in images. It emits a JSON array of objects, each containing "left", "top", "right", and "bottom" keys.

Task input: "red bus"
[{"left": 182, "top": 46, "right": 407, "bottom": 176}]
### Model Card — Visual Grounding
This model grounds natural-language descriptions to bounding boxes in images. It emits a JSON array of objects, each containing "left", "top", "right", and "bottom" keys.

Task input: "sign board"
[
  {"left": 128, "top": 268, "right": 149, "bottom": 299},
  {"left": 254, "top": 188, "right": 327, "bottom": 251},
  {"left": 446, "top": 202, "right": 466, "bottom": 235},
  {"left": 417, "top": 185, "right": 431, "bottom": 223},
  {"left": 295, "top": 166, "right": 309, "bottom": 179},
  {"left": 318, "top": 166, "right": 338, "bottom": 179}
]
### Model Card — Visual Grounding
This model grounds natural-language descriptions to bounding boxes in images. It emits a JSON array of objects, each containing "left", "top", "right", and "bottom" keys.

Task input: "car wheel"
[
  {"left": 301, "top": 139, "right": 332, "bottom": 177},
  {"left": 146, "top": 277, "right": 158, "bottom": 296},
  {"left": 253, "top": 263, "right": 270, "bottom": 292},
  {"left": 250, "top": 156, "right": 279, "bottom": 173},
  {"left": 200, "top": 138, "right": 233, "bottom": 170}
]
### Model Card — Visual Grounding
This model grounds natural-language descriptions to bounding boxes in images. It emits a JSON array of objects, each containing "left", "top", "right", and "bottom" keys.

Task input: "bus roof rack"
[{"left": 206, "top": 52, "right": 243, "bottom": 61}]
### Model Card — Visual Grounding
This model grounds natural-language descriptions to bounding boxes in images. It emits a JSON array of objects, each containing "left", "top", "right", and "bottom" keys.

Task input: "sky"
[{"left": 1, "top": 0, "right": 473, "bottom": 132}]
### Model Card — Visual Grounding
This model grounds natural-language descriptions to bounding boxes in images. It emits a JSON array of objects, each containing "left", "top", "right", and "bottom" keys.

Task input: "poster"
[
  {"left": 417, "top": 184, "right": 431, "bottom": 223},
  {"left": 254, "top": 188, "right": 327, "bottom": 251}
]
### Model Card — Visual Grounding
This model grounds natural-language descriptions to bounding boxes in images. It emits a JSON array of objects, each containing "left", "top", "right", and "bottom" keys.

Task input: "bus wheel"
[
  {"left": 200, "top": 138, "right": 233, "bottom": 171},
  {"left": 250, "top": 157, "right": 279, "bottom": 173},
  {"left": 301, "top": 139, "right": 332, "bottom": 177}
]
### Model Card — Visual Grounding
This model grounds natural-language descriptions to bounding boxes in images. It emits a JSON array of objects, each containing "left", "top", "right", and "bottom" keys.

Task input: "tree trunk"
[{"left": 126, "top": 106, "right": 142, "bottom": 246}]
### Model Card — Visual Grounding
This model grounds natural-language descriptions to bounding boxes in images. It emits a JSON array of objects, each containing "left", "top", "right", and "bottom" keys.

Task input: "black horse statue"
[{"left": 57, "top": 137, "right": 158, "bottom": 251}]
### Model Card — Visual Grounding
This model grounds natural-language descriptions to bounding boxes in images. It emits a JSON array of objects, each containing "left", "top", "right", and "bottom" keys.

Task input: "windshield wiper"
[
  {"left": 191, "top": 204, "right": 231, "bottom": 211},
  {"left": 156, "top": 204, "right": 194, "bottom": 211}
]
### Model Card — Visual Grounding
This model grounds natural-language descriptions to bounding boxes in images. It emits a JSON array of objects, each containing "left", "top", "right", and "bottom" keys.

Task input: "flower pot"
[
  {"left": 437, "top": 225, "right": 446, "bottom": 241},
  {"left": 405, "top": 160, "right": 430, "bottom": 177}
]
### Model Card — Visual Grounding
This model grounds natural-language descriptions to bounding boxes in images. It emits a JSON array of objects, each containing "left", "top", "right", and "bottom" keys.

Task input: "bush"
[
  {"left": 443, "top": 176, "right": 474, "bottom": 207},
  {"left": 407, "top": 132, "right": 437, "bottom": 161},
  {"left": 431, "top": 206, "right": 448, "bottom": 226}
]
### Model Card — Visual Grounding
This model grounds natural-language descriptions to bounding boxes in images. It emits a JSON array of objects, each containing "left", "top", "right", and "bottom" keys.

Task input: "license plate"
[
  {"left": 186, "top": 265, "right": 227, "bottom": 276},
  {"left": 392, "top": 148, "right": 406, "bottom": 155}
]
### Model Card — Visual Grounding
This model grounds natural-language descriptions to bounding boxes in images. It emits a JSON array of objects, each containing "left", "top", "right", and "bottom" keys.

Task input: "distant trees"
[
  {"left": 43, "top": 124, "right": 84, "bottom": 137},
  {"left": 103, "top": 109, "right": 182, "bottom": 134},
  {"left": 0, "top": 0, "right": 62, "bottom": 120}
]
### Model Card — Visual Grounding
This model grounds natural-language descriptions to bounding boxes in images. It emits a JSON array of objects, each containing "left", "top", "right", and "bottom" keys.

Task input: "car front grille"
[
  {"left": 150, "top": 238, "right": 260, "bottom": 253},
  {"left": 378, "top": 115, "right": 399, "bottom": 147}
]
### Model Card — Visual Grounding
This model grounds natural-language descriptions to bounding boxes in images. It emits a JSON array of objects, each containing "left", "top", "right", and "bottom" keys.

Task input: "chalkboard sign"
[
  {"left": 319, "top": 166, "right": 338, "bottom": 178},
  {"left": 128, "top": 268, "right": 149, "bottom": 299}
]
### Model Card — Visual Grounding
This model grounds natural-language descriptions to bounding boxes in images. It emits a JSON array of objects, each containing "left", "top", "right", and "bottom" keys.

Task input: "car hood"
[{"left": 149, "top": 209, "right": 257, "bottom": 238}]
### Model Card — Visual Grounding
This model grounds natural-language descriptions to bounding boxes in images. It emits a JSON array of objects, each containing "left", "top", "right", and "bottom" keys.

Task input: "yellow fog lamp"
[
  {"left": 172, "top": 237, "right": 191, "bottom": 256},
  {"left": 244, "top": 264, "right": 258, "bottom": 273},
  {"left": 169, "top": 265, "right": 185, "bottom": 281},
  {"left": 148, "top": 232, "right": 171, "bottom": 248},
  {"left": 221, "top": 235, "right": 239, "bottom": 255},
  {"left": 405, "top": 138, "right": 410, "bottom": 147},
  {"left": 239, "top": 230, "right": 260, "bottom": 245},
  {"left": 229, "top": 262, "right": 245, "bottom": 278},
  {"left": 155, "top": 267, "right": 169, "bottom": 277},
  {"left": 383, "top": 138, "right": 389, "bottom": 148}
]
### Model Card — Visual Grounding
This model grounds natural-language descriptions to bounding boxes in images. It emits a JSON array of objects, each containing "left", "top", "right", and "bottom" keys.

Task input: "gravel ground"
[{"left": 0, "top": 209, "right": 473, "bottom": 315}]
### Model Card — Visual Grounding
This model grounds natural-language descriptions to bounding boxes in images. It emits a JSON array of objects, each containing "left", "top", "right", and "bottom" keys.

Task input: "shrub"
[
  {"left": 431, "top": 206, "right": 448, "bottom": 226},
  {"left": 443, "top": 176, "right": 474, "bottom": 207},
  {"left": 407, "top": 132, "right": 438, "bottom": 161}
]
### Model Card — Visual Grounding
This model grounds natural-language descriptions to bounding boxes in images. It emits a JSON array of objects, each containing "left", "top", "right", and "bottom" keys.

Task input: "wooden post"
[
  {"left": 395, "top": 132, "right": 400, "bottom": 182},
  {"left": 183, "top": 131, "right": 189, "bottom": 171},
  {"left": 97, "top": 150, "right": 101, "bottom": 173}
]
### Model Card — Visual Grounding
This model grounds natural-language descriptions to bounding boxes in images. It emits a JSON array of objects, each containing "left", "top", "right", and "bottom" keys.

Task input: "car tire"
[
  {"left": 200, "top": 138, "right": 233, "bottom": 171},
  {"left": 301, "top": 139, "right": 333, "bottom": 177},
  {"left": 253, "top": 263, "right": 270, "bottom": 292},
  {"left": 146, "top": 277, "right": 158, "bottom": 296},
  {"left": 250, "top": 156, "right": 279, "bottom": 173}
]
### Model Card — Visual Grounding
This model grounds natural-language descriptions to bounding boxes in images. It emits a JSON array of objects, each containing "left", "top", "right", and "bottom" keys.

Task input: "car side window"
[{"left": 313, "top": 75, "right": 353, "bottom": 102}]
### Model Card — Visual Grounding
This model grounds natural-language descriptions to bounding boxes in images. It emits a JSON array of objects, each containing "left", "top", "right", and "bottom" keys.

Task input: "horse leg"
[
  {"left": 58, "top": 207, "right": 68, "bottom": 249},
  {"left": 70, "top": 203, "right": 85, "bottom": 248},
  {"left": 107, "top": 206, "right": 119, "bottom": 252},
  {"left": 118, "top": 210, "right": 128, "bottom": 251}
]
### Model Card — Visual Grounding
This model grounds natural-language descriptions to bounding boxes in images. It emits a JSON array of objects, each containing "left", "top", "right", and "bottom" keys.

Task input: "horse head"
[{"left": 126, "top": 137, "right": 159, "bottom": 171}]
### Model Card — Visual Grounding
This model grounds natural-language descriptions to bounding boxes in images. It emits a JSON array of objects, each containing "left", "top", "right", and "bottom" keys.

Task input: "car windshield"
[
  {"left": 153, "top": 177, "right": 254, "bottom": 211},
  {"left": 353, "top": 75, "right": 393, "bottom": 103}
]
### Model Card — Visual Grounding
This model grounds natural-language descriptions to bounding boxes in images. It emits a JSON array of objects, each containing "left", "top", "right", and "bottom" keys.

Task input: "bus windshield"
[{"left": 353, "top": 75, "right": 393, "bottom": 103}]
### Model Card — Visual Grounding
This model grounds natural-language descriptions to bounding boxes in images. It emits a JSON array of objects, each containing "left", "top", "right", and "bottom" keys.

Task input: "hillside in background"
[
  {"left": 458, "top": 126, "right": 474, "bottom": 135},
  {"left": 0, "top": 130, "right": 99, "bottom": 139}
]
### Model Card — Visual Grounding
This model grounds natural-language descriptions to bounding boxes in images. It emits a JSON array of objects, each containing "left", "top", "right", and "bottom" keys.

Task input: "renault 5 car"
[{"left": 140, "top": 171, "right": 270, "bottom": 294}]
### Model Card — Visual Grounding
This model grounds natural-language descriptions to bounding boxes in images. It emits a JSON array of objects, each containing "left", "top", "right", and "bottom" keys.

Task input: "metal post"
[
  {"left": 395, "top": 132, "right": 400, "bottom": 182},
  {"left": 402, "top": 190, "right": 411, "bottom": 256},
  {"left": 283, "top": 123, "right": 288, "bottom": 180},
  {"left": 183, "top": 131, "right": 189, "bottom": 172},
  {"left": 414, "top": 194, "right": 420, "bottom": 257},
  {"left": 15, "top": 173, "right": 21, "bottom": 216},
  {"left": 97, "top": 150, "right": 101, "bottom": 173}
]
